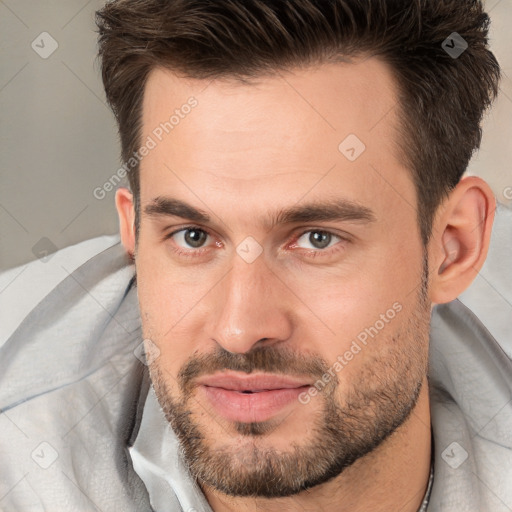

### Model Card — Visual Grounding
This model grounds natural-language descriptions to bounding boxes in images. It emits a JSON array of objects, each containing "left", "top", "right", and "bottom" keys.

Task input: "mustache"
[{"left": 178, "top": 345, "right": 332, "bottom": 394}]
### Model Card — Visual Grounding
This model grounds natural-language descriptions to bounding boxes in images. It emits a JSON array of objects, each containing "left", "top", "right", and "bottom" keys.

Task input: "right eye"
[{"left": 168, "top": 227, "right": 211, "bottom": 249}]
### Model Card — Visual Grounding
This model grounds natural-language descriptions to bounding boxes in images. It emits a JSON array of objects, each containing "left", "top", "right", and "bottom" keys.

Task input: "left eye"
[
  {"left": 170, "top": 228, "right": 210, "bottom": 249},
  {"left": 295, "top": 230, "right": 342, "bottom": 250}
]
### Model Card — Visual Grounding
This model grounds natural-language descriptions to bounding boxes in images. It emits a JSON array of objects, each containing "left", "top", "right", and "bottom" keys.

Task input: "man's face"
[{"left": 134, "top": 60, "right": 431, "bottom": 497}]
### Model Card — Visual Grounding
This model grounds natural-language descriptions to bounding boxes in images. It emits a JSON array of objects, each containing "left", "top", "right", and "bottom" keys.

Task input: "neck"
[{"left": 203, "top": 377, "right": 431, "bottom": 512}]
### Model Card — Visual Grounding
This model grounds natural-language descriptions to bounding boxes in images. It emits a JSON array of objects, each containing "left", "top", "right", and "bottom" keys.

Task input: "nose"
[{"left": 207, "top": 250, "right": 294, "bottom": 354}]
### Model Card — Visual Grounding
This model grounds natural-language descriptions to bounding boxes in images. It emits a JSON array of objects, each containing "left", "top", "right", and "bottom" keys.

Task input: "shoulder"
[
  {"left": 0, "top": 234, "right": 122, "bottom": 346},
  {"left": 0, "top": 235, "right": 150, "bottom": 509}
]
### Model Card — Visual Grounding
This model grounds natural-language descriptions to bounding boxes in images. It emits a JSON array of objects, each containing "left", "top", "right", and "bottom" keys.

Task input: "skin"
[{"left": 116, "top": 59, "right": 495, "bottom": 511}]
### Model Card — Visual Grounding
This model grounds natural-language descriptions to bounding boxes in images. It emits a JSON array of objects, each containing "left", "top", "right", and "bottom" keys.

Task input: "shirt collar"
[{"left": 128, "top": 381, "right": 213, "bottom": 512}]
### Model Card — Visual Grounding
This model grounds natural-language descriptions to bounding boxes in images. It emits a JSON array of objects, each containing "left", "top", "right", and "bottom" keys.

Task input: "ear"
[
  {"left": 115, "top": 187, "right": 136, "bottom": 259},
  {"left": 429, "top": 176, "right": 496, "bottom": 304}
]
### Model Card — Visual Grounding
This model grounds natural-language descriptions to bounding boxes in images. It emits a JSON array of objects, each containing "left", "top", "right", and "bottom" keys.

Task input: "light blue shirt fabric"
[{"left": 0, "top": 205, "right": 511, "bottom": 511}]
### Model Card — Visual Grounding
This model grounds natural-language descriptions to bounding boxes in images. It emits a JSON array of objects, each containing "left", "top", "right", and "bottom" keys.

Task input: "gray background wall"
[{"left": 1, "top": 0, "right": 511, "bottom": 271}]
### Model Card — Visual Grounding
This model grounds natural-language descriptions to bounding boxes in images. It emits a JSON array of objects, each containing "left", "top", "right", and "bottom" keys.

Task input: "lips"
[
  {"left": 196, "top": 371, "right": 312, "bottom": 423},
  {"left": 197, "top": 372, "right": 311, "bottom": 392}
]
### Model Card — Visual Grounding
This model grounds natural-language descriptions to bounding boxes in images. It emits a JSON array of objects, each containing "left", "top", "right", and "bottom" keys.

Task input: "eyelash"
[
  {"left": 162, "top": 226, "right": 212, "bottom": 259},
  {"left": 163, "top": 226, "right": 348, "bottom": 260}
]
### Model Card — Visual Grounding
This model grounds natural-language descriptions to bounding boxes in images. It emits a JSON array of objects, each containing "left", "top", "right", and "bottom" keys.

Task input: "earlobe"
[
  {"left": 429, "top": 177, "right": 495, "bottom": 304},
  {"left": 115, "top": 187, "right": 136, "bottom": 259}
]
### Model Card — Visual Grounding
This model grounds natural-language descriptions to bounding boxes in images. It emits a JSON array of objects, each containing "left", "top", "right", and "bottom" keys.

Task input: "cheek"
[
  {"left": 293, "top": 250, "right": 424, "bottom": 371},
  {"left": 135, "top": 252, "right": 198, "bottom": 360},
  {"left": 288, "top": 258, "right": 414, "bottom": 339},
  {"left": 136, "top": 240, "right": 202, "bottom": 319}
]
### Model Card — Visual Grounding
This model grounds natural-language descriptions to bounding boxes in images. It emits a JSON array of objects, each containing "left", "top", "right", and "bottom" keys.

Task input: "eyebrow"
[
  {"left": 144, "top": 196, "right": 376, "bottom": 230},
  {"left": 145, "top": 197, "right": 211, "bottom": 223}
]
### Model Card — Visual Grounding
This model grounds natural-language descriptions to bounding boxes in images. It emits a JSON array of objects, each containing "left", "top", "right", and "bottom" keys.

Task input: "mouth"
[{"left": 196, "top": 372, "right": 312, "bottom": 423}]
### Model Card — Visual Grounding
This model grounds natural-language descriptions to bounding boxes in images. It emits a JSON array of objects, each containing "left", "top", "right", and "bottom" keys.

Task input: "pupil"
[
  {"left": 185, "top": 229, "right": 206, "bottom": 248},
  {"left": 310, "top": 231, "right": 330, "bottom": 249}
]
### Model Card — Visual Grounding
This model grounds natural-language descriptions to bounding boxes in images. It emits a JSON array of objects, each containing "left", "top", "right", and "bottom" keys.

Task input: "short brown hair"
[{"left": 96, "top": 0, "right": 500, "bottom": 244}]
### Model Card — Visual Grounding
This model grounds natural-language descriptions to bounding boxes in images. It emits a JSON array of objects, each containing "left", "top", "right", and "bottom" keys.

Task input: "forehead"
[{"left": 139, "top": 59, "right": 414, "bottom": 228}]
